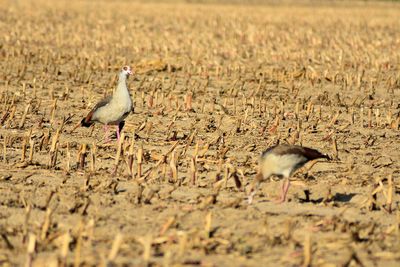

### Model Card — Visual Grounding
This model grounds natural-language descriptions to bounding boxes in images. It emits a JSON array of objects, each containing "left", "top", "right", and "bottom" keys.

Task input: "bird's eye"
[{"left": 123, "top": 66, "right": 127, "bottom": 71}]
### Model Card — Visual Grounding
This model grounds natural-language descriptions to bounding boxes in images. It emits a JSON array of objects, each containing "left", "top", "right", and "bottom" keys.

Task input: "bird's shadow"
[
  {"left": 302, "top": 174, "right": 317, "bottom": 181},
  {"left": 333, "top": 192, "right": 357, "bottom": 202},
  {"left": 299, "top": 191, "right": 356, "bottom": 204}
]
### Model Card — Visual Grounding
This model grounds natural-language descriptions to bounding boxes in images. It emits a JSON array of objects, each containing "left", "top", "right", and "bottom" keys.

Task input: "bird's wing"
[
  {"left": 298, "top": 146, "right": 330, "bottom": 161},
  {"left": 264, "top": 144, "right": 329, "bottom": 161},
  {"left": 260, "top": 144, "right": 279, "bottom": 158},
  {"left": 81, "top": 96, "right": 112, "bottom": 126}
]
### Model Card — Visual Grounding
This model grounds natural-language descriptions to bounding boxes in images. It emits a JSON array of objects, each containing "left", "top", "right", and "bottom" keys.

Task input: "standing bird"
[
  {"left": 248, "top": 144, "right": 330, "bottom": 204},
  {"left": 74, "top": 66, "right": 134, "bottom": 142}
]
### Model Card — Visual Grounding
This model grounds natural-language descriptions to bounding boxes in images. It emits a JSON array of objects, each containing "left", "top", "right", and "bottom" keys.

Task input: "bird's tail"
[
  {"left": 81, "top": 118, "right": 93, "bottom": 127},
  {"left": 70, "top": 118, "right": 93, "bottom": 134}
]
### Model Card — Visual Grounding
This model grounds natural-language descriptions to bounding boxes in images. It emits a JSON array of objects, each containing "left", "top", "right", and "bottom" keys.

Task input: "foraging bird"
[
  {"left": 74, "top": 66, "right": 134, "bottom": 142},
  {"left": 248, "top": 144, "right": 330, "bottom": 204}
]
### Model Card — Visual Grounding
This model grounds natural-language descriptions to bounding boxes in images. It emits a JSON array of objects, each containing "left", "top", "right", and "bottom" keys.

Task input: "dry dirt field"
[{"left": 1, "top": 0, "right": 400, "bottom": 266}]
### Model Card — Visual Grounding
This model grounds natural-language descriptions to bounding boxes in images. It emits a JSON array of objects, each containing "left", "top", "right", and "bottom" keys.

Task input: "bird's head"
[
  {"left": 121, "top": 66, "right": 133, "bottom": 78},
  {"left": 247, "top": 172, "right": 264, "bottom": 204}
]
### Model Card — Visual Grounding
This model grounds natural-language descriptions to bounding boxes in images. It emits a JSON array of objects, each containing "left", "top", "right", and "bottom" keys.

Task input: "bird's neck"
[{"left": 115, "top": 74, "right": 129, "bottom": 97}]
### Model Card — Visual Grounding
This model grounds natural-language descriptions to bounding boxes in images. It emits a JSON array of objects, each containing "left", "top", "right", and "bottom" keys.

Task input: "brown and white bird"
[
  {"left": 76, "top": 66, "right": 134, "bottom": 142},
  {"left": 248, "top": 144, "right": 330, "bottom": 204}
]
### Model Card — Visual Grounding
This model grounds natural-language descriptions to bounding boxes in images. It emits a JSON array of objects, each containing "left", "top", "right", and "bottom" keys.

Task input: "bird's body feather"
[
  {"left": 260, "top": 144, "right": 329, "bottom": 180},
  {"left": 90, "top": 96, "right": 131, "bottom": 125},
  {"left": 248, "top": 144, "right": 330, "bottom": 204},
  {"left": 261, "top": 144, "right": 329, "bottom": 162},
  {"left": 260, "top": 153, "right": 308, "bottom": 179},
  {"left": 81, "top": 69, "right": 133, "bottom": 127},
  {"left": 81, "top": 96, "right": 112, "bottom": 127}
]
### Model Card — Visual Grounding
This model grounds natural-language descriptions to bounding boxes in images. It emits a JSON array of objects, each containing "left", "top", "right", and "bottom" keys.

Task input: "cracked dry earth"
[{"left": 0, "top": 0, "right": 400, "bottom": 266}]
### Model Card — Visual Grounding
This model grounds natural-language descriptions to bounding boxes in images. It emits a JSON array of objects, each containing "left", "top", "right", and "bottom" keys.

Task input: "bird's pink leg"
[
  {"left": 103, "top": 125, "right": 110, "bottom": 143},
  {"left": 275, "top": 178, "right": 290, "bottom": 203},
  {"left": 116, "top": 127, "right": 120, "bottom": 142}
]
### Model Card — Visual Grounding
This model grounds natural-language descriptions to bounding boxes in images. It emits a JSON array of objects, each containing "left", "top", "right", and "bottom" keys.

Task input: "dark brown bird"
[
  {"left": 248, "top": 144, "right": 330, "bottom": 204},
  {"left": 73, "top": 66, "right": 134, "bottom": 142}
]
